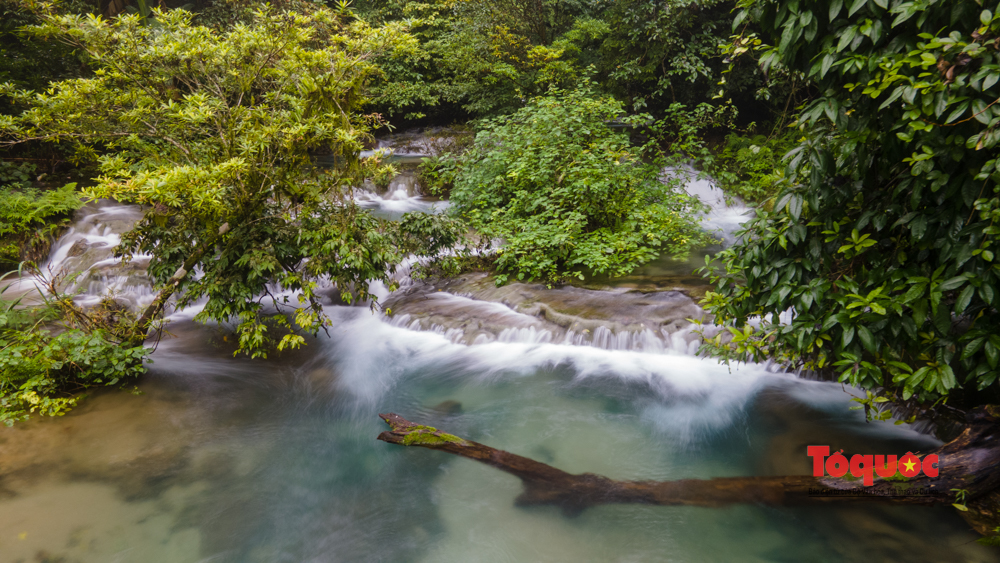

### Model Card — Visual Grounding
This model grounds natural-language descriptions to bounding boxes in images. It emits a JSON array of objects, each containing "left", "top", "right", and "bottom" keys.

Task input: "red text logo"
[{"left": 807, "top": 446, "right": 938, "bottom": 486}]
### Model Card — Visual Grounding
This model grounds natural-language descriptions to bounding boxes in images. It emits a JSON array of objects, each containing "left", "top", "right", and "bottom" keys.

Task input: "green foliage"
[
  {"left": 0, "top": 5, "right": 424, "bottom": 357},
  {"left": 701, "top": 0, "right": 1000, "bottom": 410},
  {"left": 648, "top": 100, "right": 738, "bottom": 159},
  {"left": 0, "top": 180, "right": 81, "bottom": 239},
  {"left": 362, "top": 0, "right": 774, "bottom": 120},
  {"left": 396, "top": 210, "right": 472, "bottom": 279},
  {"left": 397, "top": 211, "right": 466, "bottom": 256},
  {"left": 978, "top": 528, "right": 1000, "bottom": 546},
  {"left": 0, "top": 167, "right": 82, "bottom": 266},
  {"left": 418, "top": 0, "right": 586, "bottom": 116},
  {"left": 0, "top": 279, "right": 148, "bottom": 426},
  {"left": 416, "top": 154, "right": 459, "bottom": 197},
  {"left": 449, "top": 84, "right": 711, "bottom": 284},
  {"left": 366, "top": 156, "right": 398, "bottom": 189},
  {"left": 597, "top": 0, "right": 749, "bottom": 111},
  {"left": 710, "top": 130, "right": 798, "bottom": 203},
  {"left": 0, "top": 0, "right": 87, "bottom": 112},
  {"left": 952, "top": 488, "right": 970, "bottom": 511}
]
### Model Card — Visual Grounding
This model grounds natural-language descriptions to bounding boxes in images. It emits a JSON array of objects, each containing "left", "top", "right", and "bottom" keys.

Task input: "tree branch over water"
[{"left": 377, "top": 409, "right": 1000, "bottom": 520}]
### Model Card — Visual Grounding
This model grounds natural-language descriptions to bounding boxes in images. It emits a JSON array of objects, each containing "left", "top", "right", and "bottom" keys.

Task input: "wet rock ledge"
[{"left": 383, "top": 272, "right": 710, "bottom": 353}]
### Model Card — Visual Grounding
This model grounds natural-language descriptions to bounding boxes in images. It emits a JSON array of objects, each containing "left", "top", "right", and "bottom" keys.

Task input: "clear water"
[{"left": 1, "top": 309, "right": 993, "bottom": 562}]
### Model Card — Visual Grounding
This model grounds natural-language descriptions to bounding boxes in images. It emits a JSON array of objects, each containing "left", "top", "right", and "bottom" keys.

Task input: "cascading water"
[{"left": 0, "top": 156, "right": 993, "bottom": 563}]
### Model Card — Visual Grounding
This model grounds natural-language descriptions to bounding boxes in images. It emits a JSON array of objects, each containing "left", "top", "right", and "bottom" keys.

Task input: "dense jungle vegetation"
[{"left": 0, "top": 0, "right": 998, "bottom": 440}]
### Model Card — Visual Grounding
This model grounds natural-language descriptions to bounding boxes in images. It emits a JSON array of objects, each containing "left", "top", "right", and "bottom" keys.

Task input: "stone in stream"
[{"left": 431, "top": 400, "right": 463, "bottom": 416}]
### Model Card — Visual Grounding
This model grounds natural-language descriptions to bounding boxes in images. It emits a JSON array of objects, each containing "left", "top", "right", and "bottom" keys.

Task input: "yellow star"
[{"left": 901, "top": 459, "right": 917, "bottom": 473}]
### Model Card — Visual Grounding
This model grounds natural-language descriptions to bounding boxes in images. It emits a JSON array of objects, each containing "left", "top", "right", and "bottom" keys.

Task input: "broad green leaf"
[
  {"left": 830, "top": 0, "right": 845, "bottom": 20},
  {"left": 955, "top": 285, "right": 975, "bottom": 314},
  {"left": 857, "top": 325, "right": 876, "bottom": 353}
]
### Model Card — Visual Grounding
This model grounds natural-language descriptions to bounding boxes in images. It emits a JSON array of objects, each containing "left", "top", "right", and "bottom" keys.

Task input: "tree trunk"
[
  {"left": 377, "top": 406, "right": 1000, "bottom": 523},
  {"left": 124, "top": 223, "right": 228, "bottom": 348}
]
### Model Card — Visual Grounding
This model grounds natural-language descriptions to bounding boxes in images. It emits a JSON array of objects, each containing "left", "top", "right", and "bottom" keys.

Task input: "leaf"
[
  {"left": 910, "top": 215, "right": 928, "bottom": 239},
  {"left": 903, "top": 283, "right": 926, "bottom": 303},
  {"left": 829, "top": 0, "right": 844, "bottom": 20},
  {"left": 939, "top": 276, "right": 967, "bottom": 291},
  {"left": 821, "top": 54, "right": 835, "bottom": 79},
  {"left": 973, "top": 99, "right": 991, "bottom": 124},
  {"left": 878, "top": 87, "right": 904, "bottom": 110},
  {"left": 955, "top": 285, "right": 975, "bottom": 314},
  {"left": 857, "top": 325, "right": 876, "bottom": 353},
  {"left": 837, "top": 27, "right": 858, "bottom": 52},
  {"left": 944, "top": 103, "right": 969, "bottom": 124},
  {"left": 986, "top": 341, "right": 999, "bottom": 369},
  {"left": 788, "top": 195, "right": 802, "bottom": 220},
  {"left": 843, "top": 325, "right": 856, "bottom": 347},
  {"left": 909, "top": 366, "right": 930, "bottom": 388},
  {"left": 980, "top": 284, "right": 994, "bottom": 304},
  {"left": 940, "top": 365, "right": 957, "bottom": 389},
  {"left": 848, "top": 0, "right": 867, "bottom": 17},
  {"left": 963, "top": 337, "right": 986, "bottom": 360}
]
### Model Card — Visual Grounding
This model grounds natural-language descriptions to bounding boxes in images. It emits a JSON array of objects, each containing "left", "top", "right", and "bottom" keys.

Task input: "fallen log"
[{"left": 377, "top": 407, "right": 1000, "bottom": 523}]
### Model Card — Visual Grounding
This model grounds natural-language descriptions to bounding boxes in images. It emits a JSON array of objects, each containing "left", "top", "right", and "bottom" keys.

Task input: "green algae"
[{"left": 400, "top": 425, "right": 466, "bottom": 447}]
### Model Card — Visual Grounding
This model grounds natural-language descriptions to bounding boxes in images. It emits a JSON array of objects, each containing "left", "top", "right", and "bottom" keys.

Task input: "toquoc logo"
[{"left": 807, "top": 446, "right": 939, "bottom": 486}]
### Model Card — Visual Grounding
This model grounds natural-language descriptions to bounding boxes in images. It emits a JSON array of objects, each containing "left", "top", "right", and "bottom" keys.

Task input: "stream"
[{"left": 0, "top": 157, "right": 995, "bottom": 563}]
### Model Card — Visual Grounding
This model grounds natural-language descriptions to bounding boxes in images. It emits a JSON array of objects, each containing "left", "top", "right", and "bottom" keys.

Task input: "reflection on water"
[{"left": 0, "top": 311, "right": 993, "bottom": 563}]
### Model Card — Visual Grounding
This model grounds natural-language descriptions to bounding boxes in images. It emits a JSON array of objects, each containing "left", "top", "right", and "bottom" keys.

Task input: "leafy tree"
[
  {"left": 449, "top": 83, "right": 711, "bottom": 284},
  {"left": 0, "top": 5, "right": 426, "bottom": 356},
  {"left": 360, "top": 0, "right": 593, "bottom": 118},
  {"left": 0, "top": 0, "right": 88, "bottom": 106},
  {"left": 597, "top": 0, "right": 742, "bottom": 111},
  {"left": 709, "top": 130, "right": 799, "bottom": 203},
  {"left": 702, "top": 0, "right": 1000, "bottom": 413}
]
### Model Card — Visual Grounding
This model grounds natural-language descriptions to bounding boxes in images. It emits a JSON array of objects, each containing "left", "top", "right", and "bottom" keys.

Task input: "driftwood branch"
[{"left": 377, "top": 407, "right": 1000, "bottom": 517}]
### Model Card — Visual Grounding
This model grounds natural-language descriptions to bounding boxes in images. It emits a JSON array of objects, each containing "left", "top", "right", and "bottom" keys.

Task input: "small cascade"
[
  {"left": 382, "top": 295, "right": 703, "bottom": 355},
  {"left": 369, "top": 126, "right": 471, "bottom": 157},
  {"left": 667, "top": 166, "right": 753, "bottom": 244},
  {"left": 5, "top": 201, "right": 154, "bottom": 311},
  {"left": 352, "top": 159, "right": 450, "bottom": 220}
]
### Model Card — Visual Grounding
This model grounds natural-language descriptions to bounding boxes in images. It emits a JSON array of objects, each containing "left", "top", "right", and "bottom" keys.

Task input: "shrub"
[
  {"left": 449, "top": 83, "right": 711, "bottom": 284},
  {"left": 416, "top": 154, "right": 460, "bottom": 197},
  {"left": 0, "top": 278, "right": 147, "bottom": 426}
]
